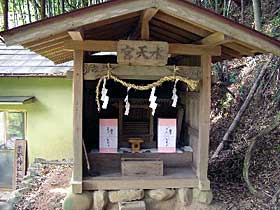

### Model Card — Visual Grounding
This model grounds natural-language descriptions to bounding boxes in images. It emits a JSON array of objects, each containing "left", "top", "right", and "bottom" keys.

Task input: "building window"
[{"left": 0, "top": 112, "right": 26, "bottom": 150}]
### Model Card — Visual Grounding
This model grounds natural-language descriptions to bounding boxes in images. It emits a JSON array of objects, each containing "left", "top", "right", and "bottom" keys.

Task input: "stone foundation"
[{"left": 63, "top": 188, "right": 216, "bottom": 210}]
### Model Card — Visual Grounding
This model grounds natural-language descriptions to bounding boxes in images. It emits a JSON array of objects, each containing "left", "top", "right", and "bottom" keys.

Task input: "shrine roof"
[{"left": 0, "top": 0, "right": 280, "bottom": 64}]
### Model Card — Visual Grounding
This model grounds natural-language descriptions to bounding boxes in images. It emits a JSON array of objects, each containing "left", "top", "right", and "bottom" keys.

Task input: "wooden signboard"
[
  {"left": 14, "top": 140, "right": 27, "bottom": 189},
  {"left": 117, "top": 40, "right": 168, "bottom": 66}
]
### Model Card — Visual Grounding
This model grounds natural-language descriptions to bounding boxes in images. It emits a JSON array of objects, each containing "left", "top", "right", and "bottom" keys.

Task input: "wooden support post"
[
  {"left": 141, "top": 8, "right": 159, "bottom": 40},
  {"left": 197, "top": 54, "right": 211, "bottom": 191},
  {"left": 72, "top": 49, "right": 84, "bottom": 194},
  {"left": 195, "top": 32, "right": 233, "bottom": 45}
]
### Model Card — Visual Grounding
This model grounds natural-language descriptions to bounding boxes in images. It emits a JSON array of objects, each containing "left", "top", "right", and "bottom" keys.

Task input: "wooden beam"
[
  {"left": 83, "top": 177, "right": 198, "bottom": 190},
  {"left": 3, "top": 0, "right": 154, "bottom": 45},
  {"left": 68, "top": 30, "right": 84, "bottom": 41},
  {"left": 196, "top": 32, "right": 233, "bottom": 45},
  {"left": 140, "top": 8, "right": 159, "bottom": 40},
  {"left": 70, "top": 63, "right": 202, "bottom": 81},
  {"left": 169, "top": 43, "right": 221, "bottom": 56},
  {"left": 64, "top": 40, "right": 117, "bottom": 52},
  {"left": 197, "top": 54, "right": 211, "bottom": 190},
  {"left": 71, "top": 49, "right": 84, "bottom": 194},
  {"left": 154, "top": 12, "right": 211, "bottom": 37},
  {"left": 64, "top": 40, "right": 221, "bottom": 56}
]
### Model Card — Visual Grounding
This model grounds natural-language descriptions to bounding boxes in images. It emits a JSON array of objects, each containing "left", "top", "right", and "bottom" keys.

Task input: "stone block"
[
  {"left": 109, "top": 190, "right": 144, "bottom": 203},
  {"left": 193, "top": 189, "right": 213, "bottom": 205},
  {"left": 119, "top": 201, "right": 146, "bottom": 210},
  {"left": 63, "top": 191, "right": 93, "bottom": 210},
  {"left": 147, "top": 189, "right": 175, "bottom": 201},
  {"left": 177, "top": 188, "right": 192, "bottom": 206},
  {"left": 93, "top": 190, "right": 108, "bottom": 210}
]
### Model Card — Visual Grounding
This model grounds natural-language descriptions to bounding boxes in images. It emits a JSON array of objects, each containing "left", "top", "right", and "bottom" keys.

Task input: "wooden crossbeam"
[
  {"left": 169, "top": 43, "right": 221, "bottom": 56},
  {"left": 129, "top": 8, "right": 158, "bottom": 40},
  {"left": 70, "top": 63, "right": 202, "bottom": 81},
  {"left": 64, "top": 40, "right": 117, "bottom": 52},
  {"left": 196, "top": 32, "right": 233, "bottom": 45},
  {"left": 64, "top": 40, "right": 221, "bottom": 56},
  {"left": 140, "top": 8, "right": 159, "bottom": 40},
  {"left": 68, "top": 30, "right": 84, "bottom": 41}
]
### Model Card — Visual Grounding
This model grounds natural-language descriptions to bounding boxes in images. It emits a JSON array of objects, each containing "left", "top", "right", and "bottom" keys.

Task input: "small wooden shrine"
[{"left": 1, "top": 0, "right": 280, "bottom": 209}]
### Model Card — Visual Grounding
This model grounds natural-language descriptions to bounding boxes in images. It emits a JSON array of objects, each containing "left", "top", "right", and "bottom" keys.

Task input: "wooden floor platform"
[{"left": 83, "top": 167, "right": 198, "bottom": 190}]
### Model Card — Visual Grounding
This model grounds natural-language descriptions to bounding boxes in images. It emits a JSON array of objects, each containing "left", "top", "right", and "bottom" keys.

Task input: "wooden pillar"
[
  {"left": 197, "top": 54, "right": 211, "bottom": 191},
  {"left": 72, "top": 49, "right": 84, "bottom": 193}
]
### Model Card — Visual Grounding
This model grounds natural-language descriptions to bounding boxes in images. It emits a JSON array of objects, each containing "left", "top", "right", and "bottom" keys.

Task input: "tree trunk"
[
  {"left": 243, "top": 118, "right": 280, "bottom": 197},
  {"left": 211, "top": 55, "right": 274, "bottom": 159},
  {"left": 32, "top": 0, "right": 39, "bottom": 21},
  {"left": 252, "top": 0, "right": 262, "bottom": 31},
  {"left": 61, "top": 0, "right": 65, "bottom": 13},
  {"left": 241, "top": 0, "right": 244, "bottom": 23},
  {"left": 2, "top": 0, "right": 9, "bottom": 30},
  {"left": 27, "top": 0, "right": 32, "bottom": 23},
  {"left": 40, "top": 0, "right": 46, "bottom": 19}
]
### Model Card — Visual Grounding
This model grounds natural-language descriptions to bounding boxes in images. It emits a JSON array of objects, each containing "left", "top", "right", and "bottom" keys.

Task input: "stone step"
[{"left": 119, "top": 201, "right": 146, "bottom": 210}]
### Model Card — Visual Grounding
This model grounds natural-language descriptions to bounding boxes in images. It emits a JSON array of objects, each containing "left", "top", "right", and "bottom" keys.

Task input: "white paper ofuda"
[
  {"left": 158, "top": 118, "right": 176, "bottom": 153},
  {"left": 99, "top": 119, "right": 118, "bottom": 153}
]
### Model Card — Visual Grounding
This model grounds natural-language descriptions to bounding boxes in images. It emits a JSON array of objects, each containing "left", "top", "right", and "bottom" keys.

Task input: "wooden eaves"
[{"left": 0, "top": 0, "right": 280, "bottom": 63}]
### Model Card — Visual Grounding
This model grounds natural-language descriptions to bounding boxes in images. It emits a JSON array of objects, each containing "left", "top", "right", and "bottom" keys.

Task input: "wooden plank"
[
  {"left": 121, "top": 158, "right": 163, "bottom": 176},
  {"left": 65, "top": 40, "right": 221, "bottom": 56},
  {"left": 14, "top": 140, "right": 27, "bottom": 189},
  {"left": 83, "top": 167, "right": 198, "bottom": 190},
  {"left": 82, "top": 12, "right": 141, "bottom": 32},
  {"left": 197, "top": 54, "right": 211, "bottom": 191},
  {"left": 117, "top": 40, "right": 168, "bottom": 66},
  {"left": 88, "top": 152, "right": 193, "bottom": 172},
  {"left": 3, "top": 1, "right": 155, "bottom": 45},
  {"left": 154, "top": 12, "right": 211, "bottom": 37},
  {"left": 196, "top": 32, "right": 233, "bottom": 45},
  {"left": 224, "top": 42, "right": 255, "bottom": 56},
  {"left": 140, "top": 8, "right": 159, "bottom": 40},
  {"left": 169, "top": 43, "right": 221, "bottom": 56},
  {"left": 35, "top": 44, "right": 65, "bottom": 54},
  {"left": 64, "top": 40, "right": 118, "bottom": 52},
  {"left": 22, "top": 32, "right": 69, "bottom": 48},
  {"left": 72, "top": 50, "right": 84, "bottom": 194},
  {"left": 150, "top": 19, "right": 200, "bottom": 41},
  {"left": 82, "top": 63, "right": 201, "bottom": 80},
  {"left": 29, "top": 37, "right": 70, "bottom": 51},
  {"left": 150, "top": 25, "right": 191, "bottom": 43},
  {"left": 83, "top": 177, "right": 198, "bottom": 190}
]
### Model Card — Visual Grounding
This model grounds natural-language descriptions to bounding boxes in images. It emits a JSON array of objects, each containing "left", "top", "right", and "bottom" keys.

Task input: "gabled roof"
[
  {"left": 0, "top": 43, "right": 72, "bottom": 77},
  {"left": 0, "top": 0, "right": 280, "bottom": 64}
]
